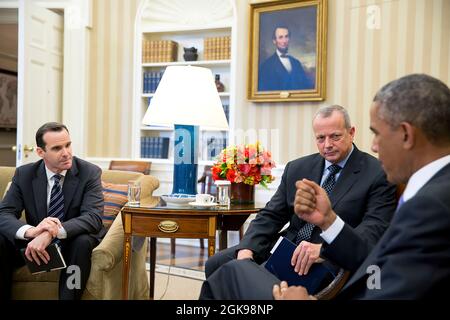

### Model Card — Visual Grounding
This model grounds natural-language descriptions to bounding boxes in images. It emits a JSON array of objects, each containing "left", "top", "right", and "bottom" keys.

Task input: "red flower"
[
  {"left": 211, "top": 142, "right": 276, "bottom": 188},
  {"left": 226, "top": 169, "right": 236, "bottom": 182}
]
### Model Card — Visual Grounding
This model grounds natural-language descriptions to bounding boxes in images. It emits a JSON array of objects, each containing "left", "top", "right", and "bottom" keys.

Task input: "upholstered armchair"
[{"left": 0, "top": 166, "right": 159, "bottom": 300}]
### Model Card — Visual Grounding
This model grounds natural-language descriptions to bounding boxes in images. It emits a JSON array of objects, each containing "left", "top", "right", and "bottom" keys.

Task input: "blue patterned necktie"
[
  {"left": 48, "top": 174, "right": 65, "bottom": 221},
  {"left": 295, "top": 164, "right": 342, "bottom": 245}
]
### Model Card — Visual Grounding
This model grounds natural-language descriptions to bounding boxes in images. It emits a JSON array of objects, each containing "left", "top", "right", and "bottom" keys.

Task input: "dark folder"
[
  {"left": 265, "top": 237, "right": 335, "bottom": 294},
  {"left": 21, "top": 243, "right": 67, "bottom": 275}
]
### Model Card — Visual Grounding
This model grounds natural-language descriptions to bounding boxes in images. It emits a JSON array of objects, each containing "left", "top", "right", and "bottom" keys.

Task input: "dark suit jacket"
[
  {"left": 0, "top": 157, "right": 105, "bottom": 243},
  {"left": 258, "top": 53, "right": 314, "bottom": 91},
  {"left": 337, "top": 163, "right": 450, "bottom": 299},
  {"left": 237, "top": 145, "right": 397, "bottom": 272}
]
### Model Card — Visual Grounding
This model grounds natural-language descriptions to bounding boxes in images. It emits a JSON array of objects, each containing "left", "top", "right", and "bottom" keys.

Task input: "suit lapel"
[
  {"left": 272, "top": 53, "right": 290, "bottom": 77},
  {"left": 307, "top": 154, "right": 325, "bottom": 185},
  {"left": 32, "top": 161, "right": 48, "bottom": 222},
  {"left": 62, "top": 157, "right": 79, "bottom": 218},
  {"left": 329, "top": 146, "right": 362, "bottom": 207}
]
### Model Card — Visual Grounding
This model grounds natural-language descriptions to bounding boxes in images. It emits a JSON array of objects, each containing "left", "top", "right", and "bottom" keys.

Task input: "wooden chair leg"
[
  {"left": 239, "top": 226, "right": 244, "bottom": 240},
  {"left": 170, "top": 238, "right": 176, "bottom": 257},
  {"left": 199, "top": 239, "right": 205, "bottom": 248}
]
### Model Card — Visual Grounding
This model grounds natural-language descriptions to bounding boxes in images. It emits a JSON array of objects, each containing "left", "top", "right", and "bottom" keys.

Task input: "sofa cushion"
[
  {"left": 3, "top": 181, "right": 11, "bottom": 198},
  {"left": 102, "top": 181, "right": 128, "bottom": 230},
  {"left": 13, "top": 265, "right": 60, "bottom": 282}
]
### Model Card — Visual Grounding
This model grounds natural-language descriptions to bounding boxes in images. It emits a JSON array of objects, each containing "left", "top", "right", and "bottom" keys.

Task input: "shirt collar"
[
  {"left": 402, "top": 154, "right": 450, "bottom": 202},
  {"left": 324, "top": 144, "right": 354, "bottom": 171},
  {"left": 45, "top": 166, "right": 67, "bottom": 181}
]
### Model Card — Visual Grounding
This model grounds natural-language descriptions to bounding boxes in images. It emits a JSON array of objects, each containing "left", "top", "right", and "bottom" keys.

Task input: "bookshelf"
[{"left": 132, "top": 1, "right": 235, "bottom": 163}]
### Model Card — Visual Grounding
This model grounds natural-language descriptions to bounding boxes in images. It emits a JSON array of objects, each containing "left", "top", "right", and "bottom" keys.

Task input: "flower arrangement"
[{"left": 211, "top": 142, "right": 276, "bottom": 188}]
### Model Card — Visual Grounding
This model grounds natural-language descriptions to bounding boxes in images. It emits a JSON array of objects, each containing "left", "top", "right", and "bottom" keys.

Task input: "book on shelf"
[
  {"left": 204, "top": 36, "right": 231, "bottom": 60},
  {"left": 206, "top": 136, "right": 227, "bottom": 160},
  {"left": 20, "top": 243, "right": 67, "bottom": 275},
  {"left": 141, "top": 136, "right": 170, "bottom": 159},
  {"left": 222, "top": 104, "right": 229, "bottom": 123},
  {"left": 265, "top": 237, "right": 336, "bottom": 293},
  {"left": 142, "top": 40, "right": 178, "bottom": 63},
  {"left": 143, "top": 71, "right": 164, "bottom": 94}
]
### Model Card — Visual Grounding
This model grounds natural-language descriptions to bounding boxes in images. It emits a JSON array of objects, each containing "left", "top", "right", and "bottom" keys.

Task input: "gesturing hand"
[
  {"left": 294, "top": 179, "right": 336, "bottom": 230},
  {"left": 237, "top": 249, "right": 254, "bottom": 260},
  {"left": 273, "top": 281, "right": 316, "bottom": 300},
  {"left": 291, "top": 241, "right": 323, "bottom": 275}
]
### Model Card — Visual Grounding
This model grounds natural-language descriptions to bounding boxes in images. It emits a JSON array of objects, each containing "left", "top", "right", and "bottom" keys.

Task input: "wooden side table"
[{"left": 121, "top": 200, "right": 261, "bottom": 300}]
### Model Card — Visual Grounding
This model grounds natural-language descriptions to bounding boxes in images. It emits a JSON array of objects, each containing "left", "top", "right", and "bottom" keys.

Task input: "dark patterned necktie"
[
  {"left": 48, "top": 174, "right": 65, "bottom": 221},
  {"left": 295, "top": 164, "right": 342, "bottom": 244}
]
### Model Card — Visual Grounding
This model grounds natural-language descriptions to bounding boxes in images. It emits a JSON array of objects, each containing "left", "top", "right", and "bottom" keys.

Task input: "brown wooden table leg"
[
  {"left": 170, "top": 238, "right": 176, "bottom": 257},
  {"left": 149, "top": 237, "right": 156, "bottom": 300},
  {"left": 122, "top": 215, "right": 132, "bottom": 300},
  {"left": 208, "top": 216, "right": 217, "bottom": 256},
  {"left": 218, "top": 230, "right": 228, "bottom": 251},
  {"left": 208, "top": 237, "right": 215, "bottom": 257}
]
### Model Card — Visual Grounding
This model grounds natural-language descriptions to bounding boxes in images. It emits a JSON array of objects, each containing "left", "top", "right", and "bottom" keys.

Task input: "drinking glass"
[{"left": 127, "top": 181, "right": 141, "bottom": 207}]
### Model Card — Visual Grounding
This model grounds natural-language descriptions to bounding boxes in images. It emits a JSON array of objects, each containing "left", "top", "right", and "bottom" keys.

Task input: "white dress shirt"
[
  {"left": 277, "top": 49, "right": 292, "bottom": 73},
  {"left": 321, "top": 154, "right": 450, "bottom": 244},
  {"left": 15, "top": 167, "right": 68, "bottom": 240}
]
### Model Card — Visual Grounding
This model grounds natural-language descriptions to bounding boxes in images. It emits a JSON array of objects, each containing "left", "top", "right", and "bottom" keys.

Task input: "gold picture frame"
[{"left": 248, "top": 0, "right": 327, "bottom": 102}]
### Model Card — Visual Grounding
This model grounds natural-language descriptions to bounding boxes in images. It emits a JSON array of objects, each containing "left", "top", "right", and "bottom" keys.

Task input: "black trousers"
[
  {"left": 0, "top": 233, "right": 98, "bottom": 300},
  {"left": 200, "top": 258, "right": 280, "bottom": 300},
  {"left": 0, "top": 234, "right": 26, "bottom": 300}
]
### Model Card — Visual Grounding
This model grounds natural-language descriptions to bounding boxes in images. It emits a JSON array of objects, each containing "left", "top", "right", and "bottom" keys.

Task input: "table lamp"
[{"left": 142, "top": 65, "right": 229, "bottom": 195}]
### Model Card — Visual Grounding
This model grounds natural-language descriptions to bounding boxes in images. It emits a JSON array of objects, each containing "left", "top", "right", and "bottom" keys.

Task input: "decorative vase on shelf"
[
  {"left": 215, "top": 74, "right": 225, "bottom": 92},
  {"left": 230, "top": 183, "right": 255, "bottom": 204},
  {"left": 183, "top": 47, "right": 198, "bottom": 61}
]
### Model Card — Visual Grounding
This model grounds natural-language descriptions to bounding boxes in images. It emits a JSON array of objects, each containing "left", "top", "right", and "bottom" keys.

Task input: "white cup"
[{"left": 195, "top": 193, "right": 215, "bottom": 204}]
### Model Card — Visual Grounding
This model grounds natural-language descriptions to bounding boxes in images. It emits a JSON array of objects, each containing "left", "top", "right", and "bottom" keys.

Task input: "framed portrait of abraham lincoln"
[{"left": 248, "top": 0, "right": 327, "bottom": 102}]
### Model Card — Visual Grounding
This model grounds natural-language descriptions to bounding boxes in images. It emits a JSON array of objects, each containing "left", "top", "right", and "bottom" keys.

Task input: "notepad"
[
  {"left": 21, "top": 243, "right": 67, "bottom": 275},
  {"left": 265, "top": 237, "right": 334, "bottom": 293}
]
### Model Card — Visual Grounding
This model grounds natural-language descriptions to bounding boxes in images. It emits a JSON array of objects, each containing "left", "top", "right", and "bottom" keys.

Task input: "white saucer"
[
  {"left": 161, "top": 194, "right": 196, "bottom": 207},
  {"left": 188, "top": 201, "right": 218, "bottom": 208}
]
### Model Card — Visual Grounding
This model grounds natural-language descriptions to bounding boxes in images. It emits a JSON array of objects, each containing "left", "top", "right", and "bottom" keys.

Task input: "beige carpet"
[{"left": 150, "top": 265, "right": 204, "bottom": 300}]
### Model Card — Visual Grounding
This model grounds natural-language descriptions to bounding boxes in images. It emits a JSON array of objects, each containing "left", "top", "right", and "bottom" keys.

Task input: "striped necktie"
[
  {"left": 295, "top": 164, "right": 342, "bottom": 245},
  {"left": 48, "top": 174, "right": 65, "bottom": 221}
]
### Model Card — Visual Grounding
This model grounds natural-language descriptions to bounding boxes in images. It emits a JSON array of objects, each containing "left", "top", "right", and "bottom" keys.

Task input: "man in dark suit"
[
  {"left": 274, "top": 74, "right": 450, "bottom": 300},
  {"left": 258, "top": 26, "right": 314, "bottom": 91},
  {"left": 0, "top": 122, "right": 105, "bottom": 300},
  {"left": 200, "top": 105, "right": 396, "bottom": 299}
]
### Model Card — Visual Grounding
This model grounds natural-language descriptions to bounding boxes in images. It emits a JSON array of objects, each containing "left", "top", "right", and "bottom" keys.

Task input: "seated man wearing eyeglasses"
[{"left": 200, "top": 105, "right": 397, "bottom": 299}]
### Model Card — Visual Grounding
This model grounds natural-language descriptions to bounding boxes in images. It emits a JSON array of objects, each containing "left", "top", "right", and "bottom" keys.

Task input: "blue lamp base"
[{"left": 172, "top": 124, "right": 198, "bottom": 195}]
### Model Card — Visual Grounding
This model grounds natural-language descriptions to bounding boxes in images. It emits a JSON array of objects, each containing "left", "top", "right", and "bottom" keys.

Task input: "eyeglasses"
[{"left": 315, "top": 133, "right": 344, "bottom": 144}]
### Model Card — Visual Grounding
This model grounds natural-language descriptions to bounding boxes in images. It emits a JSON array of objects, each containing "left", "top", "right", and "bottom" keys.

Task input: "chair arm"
[
  {"left": 91, "top": 211, "right": 125, "bottom": 272},
  {"left": 314, "top": 268, "right": 351, "bottom": 300},
  {"left": 137, "top": 175, "right": 159, "bottom": 198}
]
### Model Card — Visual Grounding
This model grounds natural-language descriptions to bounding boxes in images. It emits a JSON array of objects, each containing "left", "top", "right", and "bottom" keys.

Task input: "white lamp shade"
[{"left": 142, "top": 66, "right": 229, "bottom": 130}]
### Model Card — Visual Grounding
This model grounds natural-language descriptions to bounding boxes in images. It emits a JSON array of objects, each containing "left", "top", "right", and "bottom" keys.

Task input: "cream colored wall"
[
  {"left": 86, "top": 0, "right": 450, "bottom": 164},
  {"left": 87, "top": 0, "right": 139, "bottom": 157}
]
